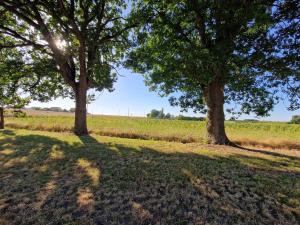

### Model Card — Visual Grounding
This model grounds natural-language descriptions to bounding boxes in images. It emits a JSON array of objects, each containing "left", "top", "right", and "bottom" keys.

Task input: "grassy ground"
[
  {"left": 6, "top": 115, "right": 300, "bottom": 149},
  {"left": 0, "top": 129, "right": 299, "bottom": 225}
]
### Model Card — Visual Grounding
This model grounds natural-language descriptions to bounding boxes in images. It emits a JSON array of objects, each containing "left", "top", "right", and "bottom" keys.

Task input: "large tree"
[
  {"left": 0, "top": 47, "right": 67, "bottom": 129},
  {"left": 0, "top": 0, "right": 133, "bottom": 135},
  {"left": 127, "top": 0, "right": 300, "bottom": 144}
]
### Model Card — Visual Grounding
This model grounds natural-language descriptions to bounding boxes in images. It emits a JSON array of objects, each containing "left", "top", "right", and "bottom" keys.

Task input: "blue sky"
[{"left": 29, "top": 68, "right": 299, "bottom": 121}]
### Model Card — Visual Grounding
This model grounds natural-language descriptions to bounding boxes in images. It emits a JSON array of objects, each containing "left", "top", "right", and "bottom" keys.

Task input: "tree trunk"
[
  {"left": 205, "top": 80, "right": 230, "bottom": 145},
  {"left": 74, "top": 41, "right": 89, "bottom": 135},
  {"left": 0, "top": 107, "right": 4, "bottom": 129},
  {"left": 74, "top": 86, "right": 88, "bottom": 135}
]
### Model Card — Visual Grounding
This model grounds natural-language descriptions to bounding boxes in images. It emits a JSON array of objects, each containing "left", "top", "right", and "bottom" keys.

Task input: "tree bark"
[
  {"left": 0, "top": 107, "right": 4, "bottom": 129},
  {"left": 74, "top": 85, "right": 88, "bottom": 135},
  {"left": 205, "top": 80, "right": 230, "bottom": 145},
  {"left": 73, "top": 39, "right": 89, "bottom": 135}
]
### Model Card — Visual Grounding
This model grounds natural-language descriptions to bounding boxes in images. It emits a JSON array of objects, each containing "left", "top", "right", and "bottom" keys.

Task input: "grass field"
[
  {"left": 6, "top": 114, "right": 300, "bottom": 150},
  {"left": 0, "top": 129, "right": 299, "bottom": 225}
]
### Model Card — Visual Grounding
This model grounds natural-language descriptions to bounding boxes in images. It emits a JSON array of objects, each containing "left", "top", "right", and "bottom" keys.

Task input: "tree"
[
  {"left": 127, "top": 0, "right": 300, "bottom": 144},
  {"left": 290, "top": 115, "right": 300, "bottom": 124},
  {"left": 147, "top": 109, "right": 161, "bottom": 118},
  {"left": 0, "top": 47, "right": 65, "bottom": 129},
  {"left": 0, "top": 79, "right": 28, "bottom": 129},
  {"left": 165, "top": 113, "right": 171, "bottom": 119},
  {"left": 0, "top": 0, "right": 133, "bottom": 135}
]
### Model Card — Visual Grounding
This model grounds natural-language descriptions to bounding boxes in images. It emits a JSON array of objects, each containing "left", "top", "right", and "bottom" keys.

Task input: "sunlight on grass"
[
  {"left": 36, "top": 164, "right": 49, "bottom": 172},
  {"left": 234, "top": 154, "right": 300, "bottom": 173},
  {"left": 0, "top": 149, "right": 14, "bottom": 155},
  {"left": 109, "top": 146, "right": 122, "bottom": 155},
  {"left": 77, "top": 187, "right": 94, "bottom": 210},
  {"left": 34, "top": 180, "right": 56, "bottom": 210},
  {"left": 3, "top": 156, "right": 28, "bottom": 168},
  {"left": 49, "top": 145, "right": 65, "bottom": 160},
  {"left": 132, "top": 202, "right": 153, "bottom": 221},
  {"left": 77, "top": 158, "right": 101, "bottom": 186}
]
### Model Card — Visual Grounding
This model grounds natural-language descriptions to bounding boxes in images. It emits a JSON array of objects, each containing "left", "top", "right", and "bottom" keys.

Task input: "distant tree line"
[
  {"left": 147, "top": 109, "right": 205, "bottom": 121},
  {"left": 147, "top": 109, "right": 172, "bottom": 119},
  {"left": 30, "top": 107, "right": 75, "bottom": 113}
]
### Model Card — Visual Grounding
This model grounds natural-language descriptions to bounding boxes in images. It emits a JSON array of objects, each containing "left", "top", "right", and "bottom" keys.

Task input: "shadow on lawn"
[
  {"left": 235, "top": 145, "right": 300, "bottom": 161},
  {"left": 0, "top": 130, "right": 299, "bottom": 225}
]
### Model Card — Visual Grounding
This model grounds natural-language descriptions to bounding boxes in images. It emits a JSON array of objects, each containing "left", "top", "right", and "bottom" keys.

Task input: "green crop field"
[{"left": 6, "top": 114, "right": 300, "bottom": 149}]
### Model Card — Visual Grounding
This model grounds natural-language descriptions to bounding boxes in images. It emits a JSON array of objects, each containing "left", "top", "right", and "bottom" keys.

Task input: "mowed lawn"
[
  {"left": 6, "top": 115, "right": 300, "bottom": 150},
  {"left": 0, "top": 129, "right": 299, "bottom": 225}
]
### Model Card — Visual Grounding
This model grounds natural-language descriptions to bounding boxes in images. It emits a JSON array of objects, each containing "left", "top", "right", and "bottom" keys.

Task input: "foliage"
[
  {"left": 147, "top": 109, "right": 174, "bottom": 119},
  {"left": 176, "top": 115, "right": 205, "bottom": 121},
  {"left": 0, "top": 47, "right": 68, "bottom": 111},
  {"left": 127, "top": 0, "right": 300, "bottom": 116},
  {"left": 243, "top": 119, "right": 260, "bottom": 122},
  {"left": 12, "top": 110, "right": 27, "bottom": 118},
  {"left": 291, "top": 115, "right": 300, "bottom": 124},
  {"left": 0, "top": 0, "right": 132, "bottom": 93},
  {"left": 30, "top": 107, "right": 75, "bottom": 113},
  {"left": 0, "top": 50, "right": 29, "bottom": 109},
  {"left": 30, "top": 107, "right": 42, "bottom": 111},
  {"left": 0, "top": 0, "right": 136, "bottom": 133},
  {"left": 147, "top": 109, "right": 162, "bottom": 118},
  {"left": 69, "top": 108, "right": 76, "bottom": 113},
  {"left": 86, "top": 94, "right": 96, "bottom": 105},
  {"left": 4, "top": 109, "right": 27, "bottom": 118}
]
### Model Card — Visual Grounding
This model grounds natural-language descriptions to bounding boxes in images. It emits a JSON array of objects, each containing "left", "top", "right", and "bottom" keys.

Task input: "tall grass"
[{"left": 6, "top": 115, "right": 300, "bottom": 149}]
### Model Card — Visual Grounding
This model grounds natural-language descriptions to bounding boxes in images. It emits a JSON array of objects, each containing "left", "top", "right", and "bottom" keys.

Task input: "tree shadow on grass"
[
  {"left": 0, "top": 130, "right": 15, "bottom": 136},
  {"left": 0, "top": 131, "right": 299, "bottom": 225},
  {"left": 247, "top": 147, "right": 299, "bottom": 160}
]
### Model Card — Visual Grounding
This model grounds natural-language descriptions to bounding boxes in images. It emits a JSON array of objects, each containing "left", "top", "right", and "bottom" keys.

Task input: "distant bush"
[
  {"left": 49, "top": 107, "right": 64, "bottom": 112},
  {"left": 31, "top": 107, "right": 42, "bottom": 110},
  {"left": 165, "top": 113, "right": 172, "bottom": 119},
  {"left": 243, "top": 119, "right": 259, "bottom": 122},
  {"left": 3, "top": 110, "right": 12, "bottom": 117},
  {"left": 147, "top": 109, "right": 205, "bottom": 121},
  {"left": 13, "top": 110, "right": 27, "bottom": 118},
  {"left": 31, "top": 106, "right": 69, "bottom": 112},
  {"left": 290, "top": 115, "right": 300, "bottom": 124},
  {"left": 69, "top": 108, "right": 76, "bottom": 113},
  {"left": 176, "top": 115, "right": 205, "bottom": 121},
  {"left": 3, "top": 109, "right": 27, "bottom": 117},
  {"left": 147, "top": 109, "right": 174, "bottom": 119}
]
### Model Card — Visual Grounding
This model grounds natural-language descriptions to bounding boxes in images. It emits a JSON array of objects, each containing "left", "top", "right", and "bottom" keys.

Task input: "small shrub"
[{"left": 13, "top": 110, "right": 27, "bottom": 118}]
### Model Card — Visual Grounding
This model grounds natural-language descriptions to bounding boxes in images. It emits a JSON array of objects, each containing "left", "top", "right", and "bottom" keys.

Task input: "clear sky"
[{"left": 29, "top": 68, "right": 299, "bottom": 122}]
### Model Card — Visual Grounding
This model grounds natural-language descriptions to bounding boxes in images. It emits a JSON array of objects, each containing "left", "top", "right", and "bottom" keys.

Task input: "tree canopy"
[
  {"left": 127, "top": 0, "right": 300, "bottom": 144},
  {"left": 0, "top": 0, "right": 134, "bottom": 134},
  {"left": 0, "top": 47, "right": 67, "bottom": 128}
]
